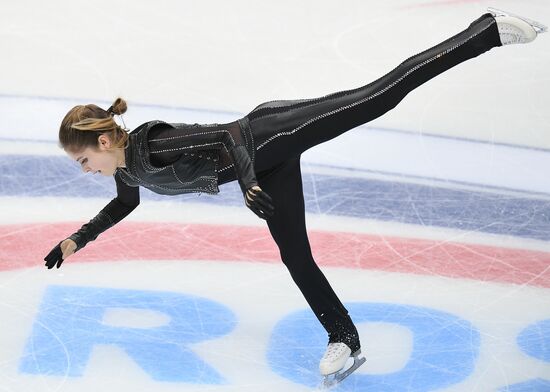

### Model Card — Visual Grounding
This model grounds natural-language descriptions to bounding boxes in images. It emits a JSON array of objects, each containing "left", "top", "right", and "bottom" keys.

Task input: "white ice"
[{"left": 1, "top": 1, "right": 549, "bottom": 391}]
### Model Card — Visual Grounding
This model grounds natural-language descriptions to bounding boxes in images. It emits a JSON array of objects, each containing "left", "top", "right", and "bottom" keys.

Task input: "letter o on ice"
[{"left": 267, "top": 302, "right": 480, "bottom": 391}]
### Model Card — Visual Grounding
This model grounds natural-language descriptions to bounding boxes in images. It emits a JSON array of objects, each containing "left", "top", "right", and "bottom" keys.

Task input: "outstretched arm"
[{"left": 44, "top": 174, "right": 140, "bottom": 269}]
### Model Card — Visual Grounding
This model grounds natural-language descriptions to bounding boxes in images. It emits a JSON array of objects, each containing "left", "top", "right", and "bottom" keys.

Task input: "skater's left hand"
[
  {"left": 44, "top": 239, "right": 77, "bottom": 269},
  {"left": 245, "top": 186, "right": 274, "bottom": 220}
]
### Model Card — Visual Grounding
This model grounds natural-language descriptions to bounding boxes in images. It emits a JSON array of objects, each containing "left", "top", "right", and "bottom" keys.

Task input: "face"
[{"left": 66, "top": 135, "right": 122, "bottom": 177}]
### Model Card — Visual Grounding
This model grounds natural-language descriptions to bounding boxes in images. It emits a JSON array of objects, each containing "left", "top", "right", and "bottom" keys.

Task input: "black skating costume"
[{"left": 65, "top": 14, "right": 502, "bottom": 352}]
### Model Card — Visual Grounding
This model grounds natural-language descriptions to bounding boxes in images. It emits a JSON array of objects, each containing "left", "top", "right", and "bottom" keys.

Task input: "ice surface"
[{"left": 1, "top": 1, "right": 549, "bottom": 391}]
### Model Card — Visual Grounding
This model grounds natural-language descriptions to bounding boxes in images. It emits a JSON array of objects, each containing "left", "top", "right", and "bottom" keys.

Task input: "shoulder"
[{"left": 129, "top": 120, "right": 173, "bottom": 135}]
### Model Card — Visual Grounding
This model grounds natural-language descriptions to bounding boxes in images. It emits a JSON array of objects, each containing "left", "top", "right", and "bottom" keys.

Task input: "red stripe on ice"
[{"left": 1, "top": 222, "right": 549, "bottom": 288}]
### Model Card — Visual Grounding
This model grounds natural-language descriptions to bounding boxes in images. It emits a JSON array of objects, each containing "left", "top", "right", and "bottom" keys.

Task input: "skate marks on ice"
[
  {"left": 1, "top": 152, "right": 550, "bottom": 391},
  {"left": 3, "top": 261, "right": 548, "bottom": 391},
  {"left": 1, "top": 1, "right": 550, "bottom": 390},
  {"left": 1, "top": 125, "right": 550, "bottom": 391}
]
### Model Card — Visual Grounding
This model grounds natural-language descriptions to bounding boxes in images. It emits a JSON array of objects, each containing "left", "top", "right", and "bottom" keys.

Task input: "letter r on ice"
[{"left": 19, "top": 285, "right": 236, "bottom": 384}]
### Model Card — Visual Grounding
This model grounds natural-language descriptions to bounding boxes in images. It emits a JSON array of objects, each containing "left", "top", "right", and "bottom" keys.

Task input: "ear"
[{"left": 97, "top": 134, "right": 112, "bottom": 150}]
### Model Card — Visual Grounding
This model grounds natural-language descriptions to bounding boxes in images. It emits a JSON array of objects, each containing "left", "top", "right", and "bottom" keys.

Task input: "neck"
[{"left": 116, "top": 148, "right": 126, "bottom": 168}]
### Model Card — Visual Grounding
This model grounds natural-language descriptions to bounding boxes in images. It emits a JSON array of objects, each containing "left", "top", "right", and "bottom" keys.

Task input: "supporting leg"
[{"left": 257, "top": 157, "right": 360, "bottom": 352}]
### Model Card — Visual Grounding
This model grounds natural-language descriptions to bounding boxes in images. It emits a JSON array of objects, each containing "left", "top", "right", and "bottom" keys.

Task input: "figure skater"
[{"left": 44, "top": 8, "right": 546, "bottom": 386}]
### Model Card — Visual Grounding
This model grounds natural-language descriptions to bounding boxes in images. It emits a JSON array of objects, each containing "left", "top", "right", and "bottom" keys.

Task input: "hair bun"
[{"left": 109, "top": 97, "right": 127, "bottom": 116}]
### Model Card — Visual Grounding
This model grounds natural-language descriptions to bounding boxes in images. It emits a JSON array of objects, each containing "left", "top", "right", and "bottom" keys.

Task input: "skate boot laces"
[
  {"left": 320, "top": 344, "right": 366, "bottom": 387},
  {"left": 319, "top": 343, "right": 352, "bottom": 375}
]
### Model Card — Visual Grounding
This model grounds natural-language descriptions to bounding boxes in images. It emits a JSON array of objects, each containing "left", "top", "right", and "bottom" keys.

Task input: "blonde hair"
[{"left": 59, "top": 97, "right": 129, "bottom": 153}]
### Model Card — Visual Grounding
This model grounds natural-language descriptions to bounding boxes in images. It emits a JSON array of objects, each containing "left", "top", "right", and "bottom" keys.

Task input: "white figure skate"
[
  {"left": 488, "top": 7, "right": 547, "bottom": 45},
  {"left": 319, "top": 343, "right": 366, "bottom": 388}
]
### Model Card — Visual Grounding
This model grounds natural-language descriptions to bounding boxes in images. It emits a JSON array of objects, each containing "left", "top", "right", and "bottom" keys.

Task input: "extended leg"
[{"left": 250, "top": 13, "right": 502, "bottom": 171}]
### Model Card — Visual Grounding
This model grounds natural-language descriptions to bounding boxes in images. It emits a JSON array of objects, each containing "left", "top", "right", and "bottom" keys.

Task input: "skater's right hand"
[
  {"left": 44, "top": 239, "right": 77, "bottom": 269},
  {"left": 245, "top": 185, "right": 275, "bottom": 220}
]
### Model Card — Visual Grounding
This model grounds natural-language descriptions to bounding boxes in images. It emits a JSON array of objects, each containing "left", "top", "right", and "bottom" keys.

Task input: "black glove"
[
  {"left": 44, "top": 242, "right": 64, "bottom": 269},
  {"left": 230, "top": 145, "right": 258, "bottom": 191},
  {"left": 245, "top": 186, "right": 275, "bottom": 220}
]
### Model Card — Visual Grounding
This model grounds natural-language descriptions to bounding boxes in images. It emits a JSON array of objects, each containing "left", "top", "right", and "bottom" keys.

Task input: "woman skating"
[{"left": 44, "top": 8, "right": 546, "bottom": 386}]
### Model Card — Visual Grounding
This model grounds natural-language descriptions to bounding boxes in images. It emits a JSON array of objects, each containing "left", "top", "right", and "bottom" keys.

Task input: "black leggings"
[{"left": 243, "top": 13, "right": 501, "bottom": 351}]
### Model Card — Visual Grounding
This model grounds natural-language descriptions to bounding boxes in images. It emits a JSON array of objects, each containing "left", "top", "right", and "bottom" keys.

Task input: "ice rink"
[{"left": 1, "top": 1, "right": 550, "bottom": 391}]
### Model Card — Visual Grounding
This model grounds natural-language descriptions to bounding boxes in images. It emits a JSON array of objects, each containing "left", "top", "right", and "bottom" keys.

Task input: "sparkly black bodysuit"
[{"left": 66, "top": 13, "right": 502, "bottom": 352}]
